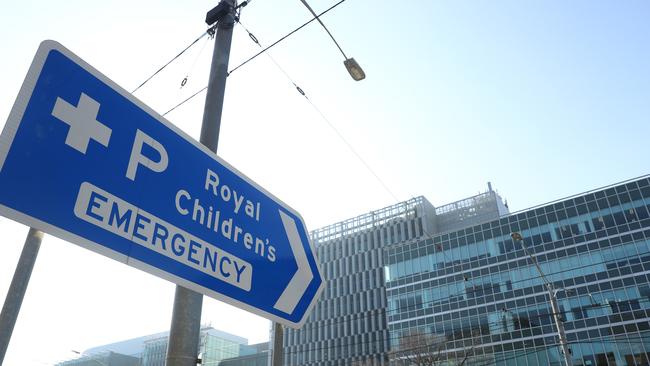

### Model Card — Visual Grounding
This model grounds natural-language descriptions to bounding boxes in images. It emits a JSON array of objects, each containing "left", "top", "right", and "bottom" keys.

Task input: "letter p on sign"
[{"left": 126, "top": 129, "right": 168, "bottom": 181}]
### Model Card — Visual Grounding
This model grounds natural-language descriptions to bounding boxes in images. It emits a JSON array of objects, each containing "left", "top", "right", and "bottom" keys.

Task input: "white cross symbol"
[{"left": 51, "top": 93, "right": 112, "bottom": 154}]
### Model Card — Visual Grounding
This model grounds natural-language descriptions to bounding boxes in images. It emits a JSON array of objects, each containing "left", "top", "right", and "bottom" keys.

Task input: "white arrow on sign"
[{"left": 274, "top": 210, "right": 314, "bottom": 314}]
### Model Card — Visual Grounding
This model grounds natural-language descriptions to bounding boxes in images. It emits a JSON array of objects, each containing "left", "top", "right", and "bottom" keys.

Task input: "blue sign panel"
[{"left": 0, "top": 41, "right": 324, "bottom": 328}]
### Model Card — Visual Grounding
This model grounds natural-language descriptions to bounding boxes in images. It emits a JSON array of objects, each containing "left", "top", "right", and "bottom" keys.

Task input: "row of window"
[
  {"left": 386, "top": 195, "right": 650, "bottom": 283},
  {"left": 389, "top": 267, "right": 650, "bottom": 325},
  {"left": 390, "top": 281, "right": 650, "bottom": 337},
  {"left": 316, "top": 216, "right": 424, "bottom": 264},
  {"left": 387, "top": 233, "right": 650, "bottom": 318},
  {"left": 390, "top": 324, "right": 650, "bottom": 366},
  {"left": 288, "top": 300, "right": 386, "bottom": 346},
  {"left": 284, "top": 330, "right": 388, "bottom": 365},
  {"left": 385, "top": 178, "right": 650, "bottom": 266},
  {"left": 392, "top": 334, "right": 650, "bottom": 366}
]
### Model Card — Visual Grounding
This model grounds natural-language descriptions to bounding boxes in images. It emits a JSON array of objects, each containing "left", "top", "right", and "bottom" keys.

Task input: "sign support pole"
[
  {"left": 271, "top": 323, "right": 284, "bottom": 366},
  {"left": 0, "top": 228, "right": 43, "bottom": 365},
  {"left": 165, "top": 1, "right": 236, "bottom": 365}
]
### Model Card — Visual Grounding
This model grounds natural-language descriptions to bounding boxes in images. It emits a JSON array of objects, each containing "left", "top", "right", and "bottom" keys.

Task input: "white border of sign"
[{"left": 0, "top": 40, "right": 324, "bottom": 328}]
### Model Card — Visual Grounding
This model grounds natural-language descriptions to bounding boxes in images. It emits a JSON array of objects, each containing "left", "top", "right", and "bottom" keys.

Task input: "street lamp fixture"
[
  {"left": 298, "top": 0, "right": 365, "bottom": 81},
  {"left": 510, "top": 232, "right": 523, "bottom": 241},
  {"left": 344, "top": 58, "right": 365, "bottom": 81}
]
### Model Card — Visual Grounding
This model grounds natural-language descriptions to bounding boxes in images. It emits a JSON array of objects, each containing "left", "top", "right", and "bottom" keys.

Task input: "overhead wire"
[
  {"left": 227, "top": 0, "right": 347, "bottom": 76},
  {"left": 235, "top": 21, "right": 305, "bottom": 96},
  {"left": 132, "top": 26, "right": 216, "bottom": 94},
  {"left": 131, "top": 1, "right": 399, "bottom": 205},
  {"left": 234, "top": 19, "right": 400, "bottom": 202},
  {"left": 298, "top": 0, "right": 348, "bottom": 59},
  {"left": 180, "top": 34, "right": 211, "bottom": 89},
  {"left": 160, "top": 0, "right": 346, "bottom": 115},
  {"left": 163, "top": 86, "right": 208, "bottom": 116}
]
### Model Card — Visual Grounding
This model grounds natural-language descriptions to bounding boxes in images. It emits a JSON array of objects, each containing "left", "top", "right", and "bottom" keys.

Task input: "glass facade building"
[
  {"left": 56, "top": 351, "right": 140, "bottom": 366},
  {"left": 58, "top": 327, "right": 252, "bottom": 366},
  {"left": 140, "top": 327, "right": 248, "bottom": 366},
  {"left": 220, "top": 342, "right": 270, "bottom": 366},
  {"left": 385, "top": 176, "right": 650, "bottom": 365}
]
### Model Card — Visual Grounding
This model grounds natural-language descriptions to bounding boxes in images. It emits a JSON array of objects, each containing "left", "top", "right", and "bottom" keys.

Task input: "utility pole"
[
  {"left": 511, "top": 232, "right": 572, "bottom": 366},
  {"left": 0, "top": 228, "right": 43, "bottom": 365},
  {"left": 165, "top": 1, "right": 236, "bottom": 365}
]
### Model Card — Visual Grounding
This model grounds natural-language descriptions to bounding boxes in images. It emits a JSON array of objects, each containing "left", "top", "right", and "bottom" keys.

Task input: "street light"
[
  {"left": 510, "top": 232, "right": 573, "bottom": 366},
  {"left": 298, "top": 0, "right": 366, "bottom": 81}
]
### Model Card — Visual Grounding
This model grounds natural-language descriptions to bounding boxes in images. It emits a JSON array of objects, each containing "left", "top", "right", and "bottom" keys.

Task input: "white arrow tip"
[{"left": 274, "top": 210, "right": 313, "bottom": 315}]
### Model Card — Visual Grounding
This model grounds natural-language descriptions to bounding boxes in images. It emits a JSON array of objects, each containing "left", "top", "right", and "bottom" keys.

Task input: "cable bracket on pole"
[{"left": 207, "top": 25, "right": 217, "bottom": 39}]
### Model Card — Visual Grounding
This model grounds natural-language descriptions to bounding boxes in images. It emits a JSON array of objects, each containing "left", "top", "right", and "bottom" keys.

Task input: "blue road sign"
[{"left": 0, "top": 41, "right": 324, "bottom": 328}]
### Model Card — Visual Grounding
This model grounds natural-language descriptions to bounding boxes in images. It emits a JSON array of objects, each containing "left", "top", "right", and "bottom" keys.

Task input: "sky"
[{"left": 1, "top": 0, "right": 649, "bottom": 364}]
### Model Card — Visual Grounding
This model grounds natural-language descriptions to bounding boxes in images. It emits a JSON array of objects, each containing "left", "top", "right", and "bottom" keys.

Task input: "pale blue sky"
[
  {"left": 0, "top": 1, "right": 649, "bottom": 365},
  {"left": 321, "top": 0, "right": 650, "bottom": 212}
]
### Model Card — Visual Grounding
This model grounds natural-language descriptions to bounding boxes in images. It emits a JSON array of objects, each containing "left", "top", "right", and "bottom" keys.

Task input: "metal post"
[
  {"left": 165, "top": 286, "right": 204, "bottom": 366},
  {"left": 548, "top": 286, "right": 573, "bottom": 366},
  {"left": 512, "top": 232, "right": 572, "bottom": 366},
  {"left": 271, "top": 323, "right": 284, "bottom": 366},
  {"left": 0, "top": 228, "right": 43, "bottom": 365},
  {"left": 165, "top": 2, "right": 236, "bottom": 366}
]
